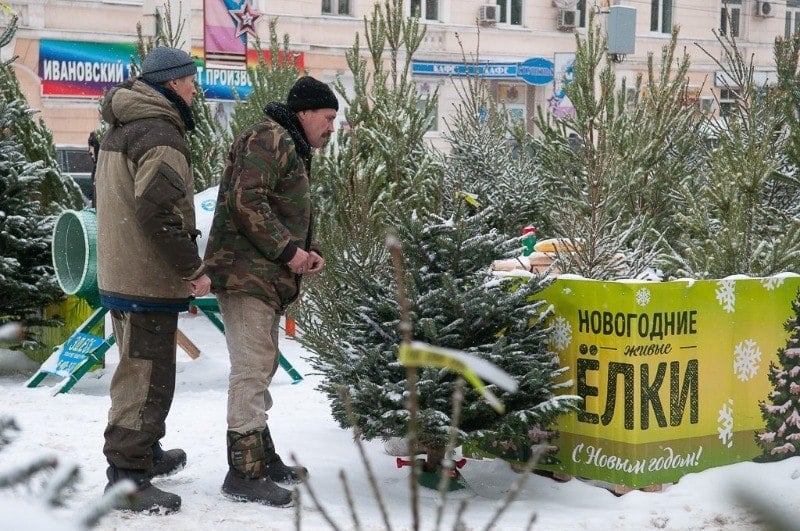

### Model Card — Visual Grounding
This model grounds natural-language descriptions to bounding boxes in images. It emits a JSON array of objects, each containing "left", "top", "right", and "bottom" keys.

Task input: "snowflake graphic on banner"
[
  {"left": 733, "top": 339, "right": 761, "bottom": 381},
  {"left": 717, "top": 399, "right": 734, "bottom": 448},
  {"left": 635, "top": 288, "right": 651, "bottom": 307},
  {"left": 715, "top": 279, "right": 736, "bottom": 313},
  {"left": 761, "top": 276, "right": 785, "bottom": 291},
  {"left": 549, "top": 316, "right": 572, "bottom": 351}
]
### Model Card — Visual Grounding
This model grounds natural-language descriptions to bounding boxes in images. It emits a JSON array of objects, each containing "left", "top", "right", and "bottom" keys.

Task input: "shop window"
[
  {"left": 497, "top": 83, "right": 526, "bottom": 126},
  {"left": 650, "top": 0, "right": 672, "bottom": 34},
  {"left": 410, "top": 0, "right": 438, "bottom": 21},
  {"left": 496, "top": 0, "right": 522, "bottom": 26},
  {"left": 720, "top": 1, "right": 740, "bottom": 38},
  {"left": 322, "top": 0, "right": 351, "bottom": 16}
]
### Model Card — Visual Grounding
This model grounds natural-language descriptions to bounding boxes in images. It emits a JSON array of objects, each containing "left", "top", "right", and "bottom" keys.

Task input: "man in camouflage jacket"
[{"left": 204, "top": 76, "right": 337, "bottom": 506}]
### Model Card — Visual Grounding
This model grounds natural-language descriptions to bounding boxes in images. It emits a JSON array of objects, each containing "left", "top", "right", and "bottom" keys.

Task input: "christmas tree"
[
  {"left": 0, "top": 16, "right": 70, "bottom": 333},
  {"left": 0, "top": 19, "right": 82, "bottom": 213},
  {"left": 440, "top": 72, "right": 550, "bottom": 240},
  {"left": 531, "top": 18, "right": 702, "bottom": 279},
  {"left": 756, "top": 292, "right": 800, "bottom": 461},
  {"left": 665, "top": 30, "right": 800, "bottom": 279},
  {"left": 303, "top": 192, "right": 579, "bottom": 467}
]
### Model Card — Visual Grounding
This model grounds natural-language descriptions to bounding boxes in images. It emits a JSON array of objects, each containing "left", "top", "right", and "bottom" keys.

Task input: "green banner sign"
[{"left": 537, "top": 275, "right": 800, "bottom": 487}]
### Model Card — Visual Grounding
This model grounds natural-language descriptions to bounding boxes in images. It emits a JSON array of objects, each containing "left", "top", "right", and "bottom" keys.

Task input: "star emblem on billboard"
[{"left": 229, "top": 0, "right": 262, "bottom": 38}]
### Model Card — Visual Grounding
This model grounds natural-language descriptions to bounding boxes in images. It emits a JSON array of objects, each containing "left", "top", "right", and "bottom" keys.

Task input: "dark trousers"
[{"left": 103, "top": 310, "right": 178, "bottom": 469}]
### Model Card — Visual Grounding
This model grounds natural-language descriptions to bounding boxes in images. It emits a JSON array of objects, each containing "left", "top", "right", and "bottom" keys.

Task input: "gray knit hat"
[
  {"left": 287, "top": 76, "right": 339, "bottom": 112},
  {"left": 141, "top": 47, "right": 197, "bottom": 84}
]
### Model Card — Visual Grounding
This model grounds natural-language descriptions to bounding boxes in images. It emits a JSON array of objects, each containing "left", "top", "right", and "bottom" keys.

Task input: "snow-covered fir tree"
[
  {"left": 756, "top": 293, "right": 800, "bottom": 461},
  {"left": 0, "top": 16, "right": 72, "bottom": 331},
  {"left": 532, "top": 19, "right": 702, "bottom": 279},
  {"left": 440, "top": 74, "right": 551, "bottom": 240},
  {"left": 665, "top": 32, "right": 800, "bottom": 278},
  {"left": 0, "top": 94, "right": 63, "bottom": 325},
  {"left": 302, "top": 193, "right": 579, "bottom": 467},
  {"left": 0, "top": 21, "right": 82, "bottom": 213}
]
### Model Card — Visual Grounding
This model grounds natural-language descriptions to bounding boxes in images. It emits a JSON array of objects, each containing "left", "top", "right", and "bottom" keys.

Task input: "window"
[
  {"left": 410, "top": 0, "right": 438, "bottom": 21},
  {"left": 786, "top": 1, "right": 800, "bottom": 37},
  {"left": 322, "top": 0, "right": 351, "bottom": 16},
  {"left": 416, "top": 82, "right": 438, "bottom": 132},
  {"left": 496, "top": 0, "right": 522, "bottom": 26},
  {"left": 497, "top": 82, "right": 527, "bottom": 127},
  {"left": 56, "top": 146, "right": 95, "bottom": 204},
  {"left": 720, "top": 1, "right": 741, "bottom": 38},
  {"left": 718, "top": 88, "right": 740, "bottom": 118},
  {"left": 650, "top": 0, "right": 672, "bottom": 33},
  {"left": 577, "top": 0, "right": 588, "bottom": 29}
]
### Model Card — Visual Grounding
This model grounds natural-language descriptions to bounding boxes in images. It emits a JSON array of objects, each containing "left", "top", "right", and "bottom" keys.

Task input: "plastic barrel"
[{"left": 51, "top": 209, "right": 99, "bottom": 307}]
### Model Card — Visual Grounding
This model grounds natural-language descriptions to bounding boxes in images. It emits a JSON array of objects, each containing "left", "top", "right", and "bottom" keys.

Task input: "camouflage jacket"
[{"left": 204, "top": 103, "right": 317, "bottom": 311}]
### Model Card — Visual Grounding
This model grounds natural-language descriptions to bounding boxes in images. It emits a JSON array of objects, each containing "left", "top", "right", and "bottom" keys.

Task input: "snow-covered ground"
[{"left": 0, "top": 311, "right": 797, "bottom": 530}]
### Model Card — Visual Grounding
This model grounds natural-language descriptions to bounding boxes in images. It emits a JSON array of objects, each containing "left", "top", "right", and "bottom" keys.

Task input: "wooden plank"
[
  {"left": 176, "top": 329, "right": 200, "bottom": 359},
  {"left": 613, "top": 483, "right": 663, "bottom": 496}
]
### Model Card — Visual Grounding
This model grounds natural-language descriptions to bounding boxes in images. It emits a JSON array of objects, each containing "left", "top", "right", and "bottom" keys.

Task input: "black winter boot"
[
  {"left": 147, "top": 441, "right": 187, "bottom": 479},
  {"left": 221, "top": 430, "right": 292, "bottom": 507},
  {"left": 263, "top": 425, "right": 307, "bottom": 484},
  {"left": 105, "top": 465, "right": 181, "bottom": 514}
]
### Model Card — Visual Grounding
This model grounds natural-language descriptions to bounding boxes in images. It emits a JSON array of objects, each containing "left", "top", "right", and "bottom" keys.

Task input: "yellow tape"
[
  {"left": 455, "top": 191, "right": 481, "bottom": 209},
  {"left": 398, "top": 343, "right": 505, "bottom": 414}
]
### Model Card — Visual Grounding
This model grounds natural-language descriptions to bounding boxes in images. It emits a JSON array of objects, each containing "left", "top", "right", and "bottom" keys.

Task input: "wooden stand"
[
  {"left": 176, "top": 329, "right": 200, "bottom": 359},
  {"left": 542, "top": 471, "right": 663, "bottom": 495}
]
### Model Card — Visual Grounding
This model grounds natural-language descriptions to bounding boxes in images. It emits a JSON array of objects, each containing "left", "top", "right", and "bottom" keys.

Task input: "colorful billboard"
[
  {"left": 39, "top": 39, "right": 136, "bottom": 97},
  {"left": 38, "top": 40, "right": 303, "bottom": 101},
  {"left": 537, "top": 275, "right": 800, "bottom": 488}
]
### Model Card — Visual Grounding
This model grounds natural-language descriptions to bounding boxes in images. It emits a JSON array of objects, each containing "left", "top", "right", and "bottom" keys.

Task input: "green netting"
[{"left": 51, "top": 209, "right": 99, "bottom": 307}]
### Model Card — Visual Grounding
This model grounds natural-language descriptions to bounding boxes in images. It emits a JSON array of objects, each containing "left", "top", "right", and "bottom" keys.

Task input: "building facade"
[{"left": 2, "top": 0, "right": 795, "bottom": 151}]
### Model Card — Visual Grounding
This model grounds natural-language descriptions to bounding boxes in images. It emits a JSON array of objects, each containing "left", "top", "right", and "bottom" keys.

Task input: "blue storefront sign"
[
  {"left": 412, "top": 57, "right": 555, "bottom": 86},
  {"left": 516, "top": 57, "right": 555, "bottom": 86},
  {"left": 412, "top": 61, "right": 517, "bottom": 78}
]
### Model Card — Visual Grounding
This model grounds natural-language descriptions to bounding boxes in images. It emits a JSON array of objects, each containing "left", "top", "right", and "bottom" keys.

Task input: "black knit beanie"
[
  {"left": 286, "top": 76, "right": 339, "bottom": 112},
  {"left": 141, "top": 47, "right": 197, "bottom": 84}
]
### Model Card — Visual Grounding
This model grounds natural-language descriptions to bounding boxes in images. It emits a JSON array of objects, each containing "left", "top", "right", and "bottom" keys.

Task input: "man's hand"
[
  {"left": 306, "top": 251, "right": 325, "bottom": 275},
  {"left": 287, "top": 248, "right": 311, "bottom": 274},
  {"left": 190, "top": 274, "right": 212, "bottom": 297}
]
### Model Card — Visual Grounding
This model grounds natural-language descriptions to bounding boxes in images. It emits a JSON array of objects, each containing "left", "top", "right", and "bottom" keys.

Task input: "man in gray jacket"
[{"left": 95, "top": 46, "right": 211, "bottom": 514}]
